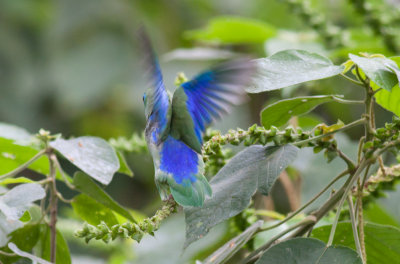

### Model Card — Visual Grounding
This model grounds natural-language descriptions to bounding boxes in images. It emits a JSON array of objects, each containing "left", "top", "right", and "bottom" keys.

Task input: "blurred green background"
[{"left": 1, "top": 0, "right": 400, "bottom": 263}]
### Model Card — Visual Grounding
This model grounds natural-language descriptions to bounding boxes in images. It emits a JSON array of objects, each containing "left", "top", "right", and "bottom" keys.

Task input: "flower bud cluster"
[{"left": 75, "top": 198, "right": 177, "bottom": 243}]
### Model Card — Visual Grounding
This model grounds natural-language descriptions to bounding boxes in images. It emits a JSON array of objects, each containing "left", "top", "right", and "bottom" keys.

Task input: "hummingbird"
[{"left": 139, "top": 28, "right": 254, "bottom": 207}]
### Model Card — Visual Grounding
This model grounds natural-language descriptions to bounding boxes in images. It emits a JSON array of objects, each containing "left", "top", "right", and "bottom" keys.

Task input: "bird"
[{"left": 139, "top": 28, "right": 254, "bottom": 207}]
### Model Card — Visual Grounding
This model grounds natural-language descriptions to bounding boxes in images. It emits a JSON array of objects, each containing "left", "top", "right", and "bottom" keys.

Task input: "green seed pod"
[
  {"left": 269, "top": 126, "right": 278, "bottom": 136},
  {"left": 259, "top": 133, "right": 267, "bottom": 145}
]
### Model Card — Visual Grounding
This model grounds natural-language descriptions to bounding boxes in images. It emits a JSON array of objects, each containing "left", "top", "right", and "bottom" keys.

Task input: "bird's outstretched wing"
[
  {"left": 138, "top": 27, "right": 170, "bottom": 139},
  {"left": 170, "top": 59, "right": 255, "bottom": 153}
]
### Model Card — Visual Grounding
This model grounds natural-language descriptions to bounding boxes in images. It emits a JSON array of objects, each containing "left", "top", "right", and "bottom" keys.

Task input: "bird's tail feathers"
[{"left": 168, "top": 174, "right": 212, "bottom": 207}]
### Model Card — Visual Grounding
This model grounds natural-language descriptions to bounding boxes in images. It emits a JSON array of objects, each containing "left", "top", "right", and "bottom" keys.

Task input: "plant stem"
[
  {"left": 340, "top": 73, "right": 364, "bottom": 86},
  {"left": 259, "top": 170, "right": 349, "bottom": 232},
  {"left": 327, "top": 159, "right": 367, "bottom": 246},
  {"left": 242, "top": 216, "right": 317, "bottom": 264},
  {"left": 335, "top": 147, "right": 356, "bottom": 170},
  {"left": 0, "top": 149, "right": 46, "bottom": 180},
  {"left": 0, "top": 250, "right": 16, "bottom": 257},
  {"left": 357, "top": 189, "right": 367, "bottom": 262},
  {"left": 347, "top": 195, "right": 365, "bottom": 263},
  {"left": 293, "top": 118, "right": 366, "bottom": 147},
  {"left": 291, "top": 159, "right": 369, "bottom": 238},
  {"left": 53, "top": 156, "right": 76, "bottom": 190},
  {"left": 48, "top": 153, "right": 58, "bottom": 263}
]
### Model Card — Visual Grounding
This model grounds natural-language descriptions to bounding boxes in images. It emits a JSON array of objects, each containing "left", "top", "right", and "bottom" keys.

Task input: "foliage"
[{"left": 2, "top": 1, "right": 400, "bottom": 263}]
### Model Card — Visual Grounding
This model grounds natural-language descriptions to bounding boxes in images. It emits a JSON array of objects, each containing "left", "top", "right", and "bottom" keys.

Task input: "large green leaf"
[
  {"left": 364, "top": 203, "right": 399, "bottom": 228},
  {"left": 0, "top": 224, "right": 41, "bottom": 264},
  {"left": 38, "top": 225, "right": 71, "bottom": 264},
  {"left": 201, "top": 221, "right": 263, "bottom": 264},
  {"left": 0, "top": 183, "right": 45, "bottom": 221},
  {"left": 248, "top": 50, "right": 343, "bottom": 93},
  {"left": 184, "top": 16, "right": 276, "bottom": 44},
  {"left": 72, "top": 172, "right": 135, "bottom": 223},
  {"left": 0, "top": 138, "right": 49, "bottom": 175},
  {"left": 256, "top": 237, "right": 361, "bottom": 263},
  {"left": 50, "top": 136, "right": 120, "bottom": 185},
  {"left": 184, "top": 145, "right": 298, "bottom": 247},
  {"left": 71, "top": 193, "right": 119, "bottom": 226},
  {"left": 311, "top": 222, "right": 400, "bottom": 264},
  {"left": 349, "top": 54, "right": 400, "bottom": 92},
  {"left": 372, "top": 57, "right": 400, "bottom": 116},
  {"left": 261, "top": 95, "right": 339, "bottom": 128}
]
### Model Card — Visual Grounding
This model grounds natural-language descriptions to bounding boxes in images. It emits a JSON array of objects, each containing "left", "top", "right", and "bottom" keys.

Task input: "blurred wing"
[
  {"left": 171, "top": 59, "right": 254, "bottom": 153},
  {"left": 138, "top": 27, "right": 170, "bottom": 134}
]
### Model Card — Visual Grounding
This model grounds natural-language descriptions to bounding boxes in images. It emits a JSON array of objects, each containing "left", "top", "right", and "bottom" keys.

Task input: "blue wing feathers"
[
  {"left": 180, "top": 59, "right": 254, "bottom": 145},
  {"left": 138, "top": 27, "right": 170, "bottom": 133}
]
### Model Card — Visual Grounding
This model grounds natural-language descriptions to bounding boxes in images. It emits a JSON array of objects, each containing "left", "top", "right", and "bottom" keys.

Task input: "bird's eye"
[{"left": 142, "top": 93, "right": 146, "bottom": 102}]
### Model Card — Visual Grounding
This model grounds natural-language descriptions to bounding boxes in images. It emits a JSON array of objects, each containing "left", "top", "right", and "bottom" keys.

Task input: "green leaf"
[
  {"left": 116, "top": 151, "right": 133, "bottom": 177},
  {"left": 255, "top": 237, "right": 362, "bottom": 263},
  {"left": 297, "top": 114, "right": 324, "bottom": 129},
  {"left": 0, "top": 123, "right": 31, "bottom": 141},
  {"left": 184, "top": 16, "right": 276, "bottom": 44},
  {"left": 184, "top": 145, "right": 298, "bottom": 247},
  {"left": 349, "top": 54, "right": 400, "bottom": 91},
  {"left": 364, "top": 203, "right": 399, "bottom": 227},
  {"left": 50, "top": 136, "right": 120, "bottom": 185},
  {"left": 8, "top": 242, "right": 52, "bottom": 264},
  {"left": 0, "top": 138, "right": 49, "bottom": 175},
  {"left": 38, "top": 225, "right": 71, "bottom": 264},
  {"left": 0, "top": 224, "right": 41, "bottom": 264},
  {"left": 19, "top": 210, "right": 31, "bottom": 222},
  {"left": 0, "top": 183, "right": 45, "bottom": 221},
  {"left": 71, "top": 193, "right": 119, "bottom": 226},
  {"left": 73, "top": 172, "right": 135, "bottom": 223},
  {"left": 261, "top": 95, "right": 338, "bottom": 129},
  {"left": 0, "top": 177, "right": 34, "bottom": 185},
  {"left": 248, "top": 50, "right": 343, "bottom": 93},
  {"left": 202, "top": 220, "right": 263, "bottom": 264},
  {"left": 311, "top": 222, "right": 400, "bottom": 264},
  {"left": 371, "top": 57, "right": 400, "bottom": 116}
]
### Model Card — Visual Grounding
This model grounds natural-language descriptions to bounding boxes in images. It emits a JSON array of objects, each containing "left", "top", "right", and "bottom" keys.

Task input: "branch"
[
  {"left": 242, "top": 216, "right": 317, "bottom": 264},
  {"left": 48, "top": 153, "right": 58, "bottom": 263},
  {"left": 347, "top": 195, "right": 365, "bottom": 263},
  {"left": 258, "top": 170, "right": 349, "bottom": 233},
  {"left": 0, "top": 149, "right": 46, "bottom": 180},
  {"left": 75, "top": 198, "right": 178, "bottom": 243},
  {"left": 293, "top": 118, "right": 366, "bottom": 147}
]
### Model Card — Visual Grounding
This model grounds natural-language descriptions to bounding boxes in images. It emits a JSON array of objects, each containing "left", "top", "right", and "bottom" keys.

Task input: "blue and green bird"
[{"left": 139, "top": 29, "right": 254, "bottom": 207}]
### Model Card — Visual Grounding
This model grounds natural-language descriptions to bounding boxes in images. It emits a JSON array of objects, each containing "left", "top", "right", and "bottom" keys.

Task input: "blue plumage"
[
  {"left": 160, "top": 136, "right": 198, "bottom": 185},
  {"left": 139, "top": 27, "right": 254, "bottom": 207}
]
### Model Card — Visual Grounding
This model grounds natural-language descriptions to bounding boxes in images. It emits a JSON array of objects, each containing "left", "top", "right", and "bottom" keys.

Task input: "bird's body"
[{"left": 140, "top": 28, "right": 254, "bottom": 207}]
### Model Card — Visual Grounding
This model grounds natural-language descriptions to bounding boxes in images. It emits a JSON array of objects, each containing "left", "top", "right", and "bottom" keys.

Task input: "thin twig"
[
  {"left": 335, "top": 147, "right": 356, "bottom": 170},
  {"left": 53, "top": 156, "right": 76, "bottom": 190},
  {"left": 327, "top": 159, "right": 368, "bottom": 246},
  {"left": 258, "top": 170, "right": 349, "bottom": 233},
  {"left": 331, "top": 96, "right": 364, "bottom": 105},
  {"left": 357, "top": 136, "right": 365, "bottom": 163},
  {"left": 0, "top": 249, "right": 17, "bottom": 257},
  {"left": 48, "top": 153, "right": 58, "bottom": 263},
  {"left": 340, "top": 73, "right": 364, "bottom": 86},
  {"left": 56, "top": 192, "right": 73, "bottom": 203},
  {"left": 0, "top": 149, "right": 46, "bottom": 180},
  {"left": 293, "top": 118, "right": 366, "bottom": 147},
  {"left": 347, "top": 195, "right": 365, "bottom": 263},
  {"left": 242, "top": 216, "right": 317, "bottom": 264}
]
